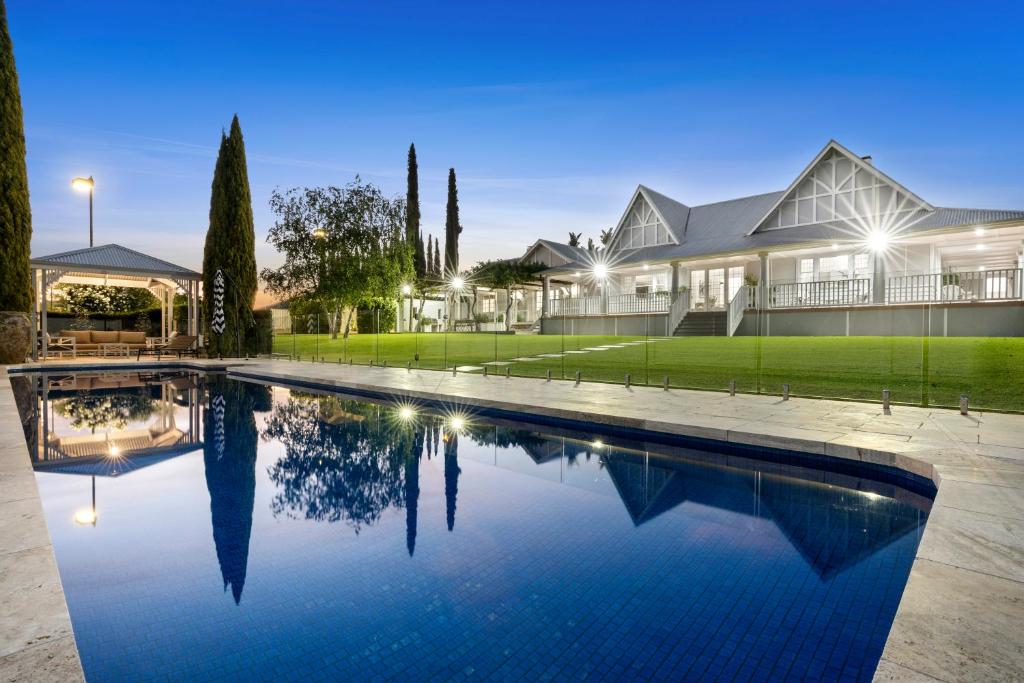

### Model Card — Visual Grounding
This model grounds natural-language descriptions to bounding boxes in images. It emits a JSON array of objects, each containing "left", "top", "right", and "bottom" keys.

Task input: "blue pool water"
[{"left": 15, "top": 371, "right": 931, "bottom": 682}]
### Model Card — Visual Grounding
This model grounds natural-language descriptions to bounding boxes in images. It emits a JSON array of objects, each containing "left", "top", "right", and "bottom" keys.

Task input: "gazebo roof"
[{"left": 30, "top": 243, "right": 201, "bottom": 280}]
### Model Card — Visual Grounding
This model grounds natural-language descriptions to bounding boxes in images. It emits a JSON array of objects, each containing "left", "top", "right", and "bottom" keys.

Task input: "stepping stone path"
[
  {"left": 482, "top": 361, "right": 511, "bottom": 366},
  {"left": 511, "top": 357, "right": 540, "bottom": 361},
  {"left": 564, "top": 350, "right": 589, "bottom": 354},
  {"left": 454, "top": 365, "right": 484, "bottom": 372},
  {"left": 537, "top": 353, "right": 564, "bottom": 358},
  {"left": 583, "top": 347, "right": 608, "bottom": 351}
]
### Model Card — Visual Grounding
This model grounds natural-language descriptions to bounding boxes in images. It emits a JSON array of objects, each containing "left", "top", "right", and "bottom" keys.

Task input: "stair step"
[{"left": 673, "top": 311, "right": 728, "bottom": 337}]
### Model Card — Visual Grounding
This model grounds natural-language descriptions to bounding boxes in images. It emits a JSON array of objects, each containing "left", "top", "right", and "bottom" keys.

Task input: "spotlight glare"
[
  {"left": 867, "top": 231, "right": 889, "bottom": 252},
  {"left": 591, "top": 439, "right": 603, "bottom": 449},
  {"left": 398, "top": 406, "right": 415, "bottom": 421},
  {"left": 974, "top": 227, "right": 986, "bottom": 237},
  {"left": 449, "top": 416, "right": 465, "bottom": 431},
  {"left": 108, "top": 445, "right": 121, "bottom": 458},
  {"left": 451, "top": 276, "right": 465, "bottom": 290},
  {"left": 592, "top": 263, "right": 608, "bottom": 279},
  {"left": 401, "top": 284, "right": 412, "bottom": 295}
]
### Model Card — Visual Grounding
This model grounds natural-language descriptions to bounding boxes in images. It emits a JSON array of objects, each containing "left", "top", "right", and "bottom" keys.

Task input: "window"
[
  {"left": 799, "top": 259, "right": 815, "bottom": 283},
  {"left": 762, "top": 150, "right": 923, "bottom": 229},
  {"left": 728, "top": 266, "right": 745, "bottom": 301},
  {"left": 481, "top": 297, "right": 496, "bottom": 314},
  {"left": 613, "top": 195, "right": 673, "bottom": 250}
]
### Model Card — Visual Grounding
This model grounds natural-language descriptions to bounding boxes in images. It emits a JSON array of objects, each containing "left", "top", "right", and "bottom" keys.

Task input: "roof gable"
[
  {"left": 748, "top": 140, "right": 934, "bottom": 236},
  {"left": 521, "top": 239, "right": 588, "bottom": 267},
  {"left": 607, "top": 186, "right": 685, "bottom": 252}
]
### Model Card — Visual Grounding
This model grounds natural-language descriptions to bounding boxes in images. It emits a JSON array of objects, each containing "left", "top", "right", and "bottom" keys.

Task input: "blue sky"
[{"left": 9, "top": 1, "right": 1024, "bottom": 303}]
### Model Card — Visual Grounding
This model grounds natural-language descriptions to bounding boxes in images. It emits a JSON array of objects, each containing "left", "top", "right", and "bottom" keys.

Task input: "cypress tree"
[
  {"left": 418, "top": 231, "right": 426, "bottom": 279},
  {"left": 443, "top": 168, "right": 461, "bottom": 276},
  {"left": 406, "top": 144, "right": 425, "bottom": 279},
  {"left": 0, "top": 0, "right": 31, "bottom": 315},
  {"left": 202, "top": 115, "right": 257, "bottom": 357},
  {"left": 432, "top": 236, "right": 441, "bottom": 277},
  {"left": 426, "top": 236, "right": 433, "bottom": 278}
]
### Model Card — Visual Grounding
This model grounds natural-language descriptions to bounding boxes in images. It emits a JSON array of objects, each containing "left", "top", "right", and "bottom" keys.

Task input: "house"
[{"left": 519, "top": 140, "right": 1024, "bottom": 337}]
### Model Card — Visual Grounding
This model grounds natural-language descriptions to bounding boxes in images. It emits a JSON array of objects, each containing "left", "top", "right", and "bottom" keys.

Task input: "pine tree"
[
  {"left": 202, "top": 115, "right": 257, "bottom": 357},
  {"left": 406, "top": 144, "right": 425, "bottom": 279},
  {"left": 443, "top": 168, "right": 461, "bottom": 276},
  {"left": 0, "top": 0, "right": 32, "bottom": 314},
  {"left": 432, "top": 236, "right": 441, "bottom": 276}
]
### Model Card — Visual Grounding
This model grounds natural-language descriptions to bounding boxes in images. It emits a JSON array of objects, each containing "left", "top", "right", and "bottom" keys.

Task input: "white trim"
[{"left": 746, "top": 140, "right": 935, "bottom": 236}]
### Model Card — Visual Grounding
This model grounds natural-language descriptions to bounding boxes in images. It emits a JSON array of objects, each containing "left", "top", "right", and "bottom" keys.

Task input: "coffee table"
[{"left": 99, "top": 342, "right": 130, "bottom": 357}]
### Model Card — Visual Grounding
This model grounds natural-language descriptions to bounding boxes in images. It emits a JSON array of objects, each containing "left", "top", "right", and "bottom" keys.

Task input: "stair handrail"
[
  {"left": 669, "top": 288, "right": 690, "bottom": 334},
  {"left": 727, "top": 285, "right": 748, "bottom": 337}
]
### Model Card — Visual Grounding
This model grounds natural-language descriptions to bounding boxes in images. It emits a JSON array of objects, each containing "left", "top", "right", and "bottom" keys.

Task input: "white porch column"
[
  {"left": 30, "top": 268, "right": 38, "bottom": 360},
  {"left": 541, "top": 277, "right": 550, "bottom": 317},
  {"left": 758, "top": 252, "right": 770, "bottom": 309},
  {"left": 186, "top": 282, "right": 192, "bottom": 336},
  {"left": 722, "top": 267, "right": 731, "bottom": 308},
  {"left": 873, "top": 256, "right": 887, "bottom": 304},
  {"left": 41, "top": 270, "right": 48, "bottom": 359},
  {"left": 670, "top": 262, "right": 680, "bottom": 299}
]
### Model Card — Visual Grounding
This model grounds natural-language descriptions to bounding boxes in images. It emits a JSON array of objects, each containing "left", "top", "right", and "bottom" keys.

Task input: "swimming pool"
[{"left": 14, "top": 370, "right": 932, "bottom": 682}]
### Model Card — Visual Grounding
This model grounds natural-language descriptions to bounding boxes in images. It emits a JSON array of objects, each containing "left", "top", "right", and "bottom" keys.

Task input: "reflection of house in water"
[
  {"left": 602, "top": 449, "right": 930, "bottom": 579},
  {"left": 28, "top": 372, "right": 203, "bottom": 477}
]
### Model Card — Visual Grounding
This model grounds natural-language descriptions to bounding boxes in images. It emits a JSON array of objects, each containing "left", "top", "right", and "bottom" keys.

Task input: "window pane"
[
  {"left": 815, "top": 195, "right": 834, "bottom": 221},
  {"left": 877, "top": 185, "right": 894, "bottom": 213},
  {"left": 798, "top": 198, "right": 814, "bottom": 224},
  {"left": 835, "top": 158, "right": 853, "bottom": 189},
  {"left": 814, "top": 161, "right": 834, "bottom": 192},
  {"left": 644, "top": 224, "right": 655, "bottom": 245},
  {"left": 797, "top": 178, "right": 815, "bottom": 198},
  {"left": 855, "top": 168, "right": 875, "bottom": 188},
  {"left": 781, "top": 200, "right": 797, "bottom": 225},
  {"left": 855, "top": 188, "right": 874, "bottom": 216},
  {"left": 836, "top": 191, "right": 854, "bottom": 218}
]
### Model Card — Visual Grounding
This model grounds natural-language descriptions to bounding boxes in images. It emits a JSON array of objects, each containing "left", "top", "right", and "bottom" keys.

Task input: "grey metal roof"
[
  {"left": 640, "top": 185, "right": 690, "bottom": 242},
  {"left": 527, "top": 239, "right": 591, "bottom": 263},
  {"left": 31, "top": 243, "right": 201, "bottom": 279},
  {"left": 540, "top": 193, "right": 1024, "bottom": 275}
]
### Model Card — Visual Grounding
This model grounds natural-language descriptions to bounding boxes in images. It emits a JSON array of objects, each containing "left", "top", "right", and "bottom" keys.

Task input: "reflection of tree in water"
[
  {"left": 203, "top": 378, "right": 269, "bottom": 604},
  {"left": 444, "top": 433, "right": 460, "bottom": 531},
  {"left": 262, "top": 396, "right": 423, "bottom": 534},
  {"left": 54, "top": 391, "right": 155, "bottom": 432}
]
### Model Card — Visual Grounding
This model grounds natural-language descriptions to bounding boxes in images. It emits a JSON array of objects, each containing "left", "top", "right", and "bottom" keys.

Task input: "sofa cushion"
[
  {"left": 91, "top": 330, "right": 119, "bottom": 343},
  {"left": 62, "top": 330, "right": 92, "bottom": 344},
  {"left": 118, "top": 331, "right": 146, "bottom": 344}
]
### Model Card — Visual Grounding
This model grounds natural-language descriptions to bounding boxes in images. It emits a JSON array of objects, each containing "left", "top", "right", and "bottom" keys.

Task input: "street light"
[
  {"left": 450, "top": 276, "right": 465, "bottom": 291},
  {"left": 867, "top": 231, "right": 889, "bottom": 252},
  {"left": 71, "top": 176, "right": 95, "bottom": 247},
  {"left": 401, "top": 284, "right": 412, "bottom": 295},
  {"left": 592, "top": 263, "right": 608, "bottom": 280},
  {"left": 312, "top": 227, "right": 327, "bottom": 239}
]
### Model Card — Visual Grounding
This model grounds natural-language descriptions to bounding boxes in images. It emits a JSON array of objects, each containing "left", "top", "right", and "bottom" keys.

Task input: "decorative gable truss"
[
  {"left": 608, "top": 188, "right": 678, "bottom": 251},
  {"left": 751, "top": 141, "right": 933, "bottom": 235}
]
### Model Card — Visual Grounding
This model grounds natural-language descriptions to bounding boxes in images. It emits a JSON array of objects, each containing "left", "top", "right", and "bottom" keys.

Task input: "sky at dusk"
[{"left": 8, "top": 1, "right": 1024, "bottom": 305}]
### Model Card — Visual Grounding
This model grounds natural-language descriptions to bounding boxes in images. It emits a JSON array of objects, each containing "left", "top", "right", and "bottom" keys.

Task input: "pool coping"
[{"left": 3, "top": 358, "right": 1023, "bottom": 681}]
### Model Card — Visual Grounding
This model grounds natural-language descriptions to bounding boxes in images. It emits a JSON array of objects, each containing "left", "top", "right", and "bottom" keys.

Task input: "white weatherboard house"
[{"left": 516, "top": 140, "right": 1024, "bottom": 337}]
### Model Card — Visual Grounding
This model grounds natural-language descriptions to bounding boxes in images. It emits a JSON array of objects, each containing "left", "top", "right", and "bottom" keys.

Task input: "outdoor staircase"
[{"left": 673, "top": 311, "right": 728, "bottom": 336}]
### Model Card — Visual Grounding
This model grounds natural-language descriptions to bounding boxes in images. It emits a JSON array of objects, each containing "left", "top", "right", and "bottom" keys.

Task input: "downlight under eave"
[
  {"left": 747, "top": 141, "right": 934, "bottom": 237},
  {"left": 606, "top": 186, "right": 686, "bottom": 252}
]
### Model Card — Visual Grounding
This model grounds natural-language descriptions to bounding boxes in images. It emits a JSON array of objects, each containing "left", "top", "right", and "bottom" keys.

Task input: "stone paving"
[{"left": 3, "top": 357, "right": 1023, "bottom": 682}]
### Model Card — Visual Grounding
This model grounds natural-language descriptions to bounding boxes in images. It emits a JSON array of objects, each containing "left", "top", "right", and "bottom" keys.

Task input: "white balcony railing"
[
  {"left": 548, "top": 296, "right": 603, "bottom": 317},
  {"left": 607, "top": 292, "right": 671, "bottom": 314},
  {"left": 887, "top": 269, "right": 1022, "bottom": 304},
  {"left": 768, "top": 278, "right": 872, "bottom": 309},
  {"left": 668, "top": 289, "right": 690, "bottom": 333},
  {"left": 727, "top": 285, "right": 756, "bottom": 336}
]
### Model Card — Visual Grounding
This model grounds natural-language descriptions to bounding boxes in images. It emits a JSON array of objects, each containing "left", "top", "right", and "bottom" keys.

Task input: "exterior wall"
[
  {"left": 734, "top": 302, "right": 1024, "bottom": 337},
  {"left": 542, "top": 314, "right": 670, "bottom": 336}
]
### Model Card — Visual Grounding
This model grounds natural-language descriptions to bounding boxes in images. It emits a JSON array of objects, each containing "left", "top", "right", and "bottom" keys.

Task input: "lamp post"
[{"left": 71, "top": 176, "right": 95, "bottom": 247}]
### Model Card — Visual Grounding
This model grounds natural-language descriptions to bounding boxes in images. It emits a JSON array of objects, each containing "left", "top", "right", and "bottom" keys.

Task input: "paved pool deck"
[{"left": 2, "top": 357, "right": 1023, "bottom": 681}]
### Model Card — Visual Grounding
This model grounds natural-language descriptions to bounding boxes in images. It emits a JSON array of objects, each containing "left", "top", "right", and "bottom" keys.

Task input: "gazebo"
[{"left": 30, "top": 244, "right": 202, "bottom": 359}]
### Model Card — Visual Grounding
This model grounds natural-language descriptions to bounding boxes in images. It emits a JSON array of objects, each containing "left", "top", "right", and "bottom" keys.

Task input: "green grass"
[{"left": 272, "top": 333, "right": 1024, "bottom": 412}]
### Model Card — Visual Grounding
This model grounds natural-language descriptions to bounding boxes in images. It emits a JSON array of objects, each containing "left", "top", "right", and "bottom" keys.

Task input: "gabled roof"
[
  {"left": 521, "top": 239, "right": 590, "bottom": 264},
  {"left": 607, "top": 185, "right": 688, "bottom": 250},
  {"left": 31, "top": 243, "right": 201, "bottom": 279},
  {"left": 746, "top": 139, "right": 934, "bottom": 236}
]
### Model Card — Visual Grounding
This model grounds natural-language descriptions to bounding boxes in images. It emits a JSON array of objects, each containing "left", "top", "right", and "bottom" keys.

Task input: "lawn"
[{"left": 272, "top": 333, "right": 1024, "bottom": 412}]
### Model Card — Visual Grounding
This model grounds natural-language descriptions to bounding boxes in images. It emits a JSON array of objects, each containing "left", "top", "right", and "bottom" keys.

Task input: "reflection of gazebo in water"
[
  {"left": 29, "top": 244, "right": 201, "bottom": 359},
  {"left": 31, "top": 372, "right": 203, "bottom": 477},
  {"left": 602, "top": 450, "right": 930, "bottom": 579}
]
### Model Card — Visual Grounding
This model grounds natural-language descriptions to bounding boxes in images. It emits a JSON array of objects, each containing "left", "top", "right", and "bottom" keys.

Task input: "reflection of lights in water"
[
  {"left": 74, "top": 508, "right": 96, "bottom": 525},
  {"left": 591, "top": 439, "right": 603, "bottom": 449},
  {"left": 398, "top": 406, "right": 416, "bottom": 421},
  {"left": 975, "top": 227, "right": 986, "bottom": 236},
  {"left": 861, "top": 491, "right": 882, "bottom": 502},
  {"left": 449, "top": 417, "right": 465, "bottom": 432},
  {"left": 108, "top": 444, "right": 121, "bottom": 458}
]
